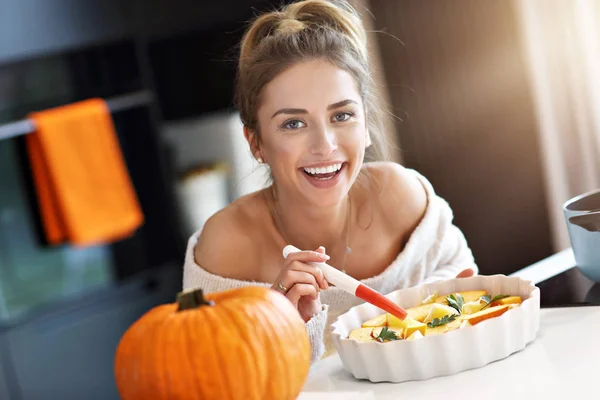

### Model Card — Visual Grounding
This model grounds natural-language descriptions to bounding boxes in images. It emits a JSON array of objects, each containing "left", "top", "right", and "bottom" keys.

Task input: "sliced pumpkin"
[
  {"left": 490, "top": 296, "right": 522, "bottom": 307},
  {"left": 462, "top": 305, "right": 510, "bottom": 326}
]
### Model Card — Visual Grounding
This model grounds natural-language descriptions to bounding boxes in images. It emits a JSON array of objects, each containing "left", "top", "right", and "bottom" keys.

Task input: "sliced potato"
[
  {"left": 406, "top": 303, "right": 435, "bottom": 322},
  {"left": 424, "top": 317, "right": 463, "bottom": 336},
  {"left": 460, "top": 320, "right": 472, "bottom": 328},
  {"left": 406, "top": 330, "right": 424, "bottom": 341},
  {"left": 425, "top": 324, "right": 450, "bottom": 336},
  {"left": 404, "top": 321, "right": 427, "bottom": 339},
  {"left": 348, "top": 327, "right": 375, "bottom": 342},
  {"left": 361, "top": 313, "right": 388, "bottom": 328},
  {"left": 421, "top": 291, "right": 438, "bottom": 305},
  {"left": 435, "top": 290, "right": 488, "bottom": 305},
  {"left": 462, "top": 300, "right": 485, "bottom": 315},
  {"left": 423, "top": 303, "right": 459, "bottom": 323},
  {"left": 446, "top": 318, "right": 464, "bottom": 330},
  {"left": 371, "top": 327, "right": 402, "bottom": 342},
  {"left": 387, "top": 315, "right": 427, "bottom": 339}
]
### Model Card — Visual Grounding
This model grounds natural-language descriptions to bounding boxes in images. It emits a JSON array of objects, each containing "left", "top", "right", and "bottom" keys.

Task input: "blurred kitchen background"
[{"left": 0, "top": 0, "right": 599, "bottom": 398}]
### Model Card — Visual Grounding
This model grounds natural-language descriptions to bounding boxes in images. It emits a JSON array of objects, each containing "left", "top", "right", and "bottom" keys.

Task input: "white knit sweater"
[{"left": 182, "top": 169, "right": 478, "bottom": 363}]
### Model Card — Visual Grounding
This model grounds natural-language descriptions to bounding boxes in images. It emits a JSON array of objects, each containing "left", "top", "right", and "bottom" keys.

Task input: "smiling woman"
[{"left": 183, "top": 0, "right": 478, "bottom": 362}]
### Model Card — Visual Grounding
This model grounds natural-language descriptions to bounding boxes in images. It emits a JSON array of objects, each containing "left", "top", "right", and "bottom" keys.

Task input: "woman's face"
[{"left": 254, "top": 59, "right": 368, "bottom": 207}]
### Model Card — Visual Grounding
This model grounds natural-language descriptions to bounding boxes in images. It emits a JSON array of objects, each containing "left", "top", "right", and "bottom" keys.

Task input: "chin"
[{"left": 301, "top": 176, "right": 351, "bottom": 208}]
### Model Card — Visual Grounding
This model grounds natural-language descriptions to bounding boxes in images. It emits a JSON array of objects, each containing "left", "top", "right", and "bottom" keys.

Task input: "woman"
[{"left": 183, "top": 0, "right": 477, "bottom": 362}]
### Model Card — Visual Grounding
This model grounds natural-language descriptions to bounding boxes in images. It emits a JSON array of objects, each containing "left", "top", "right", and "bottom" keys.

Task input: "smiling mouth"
[{"left": 301, "top": 162, "right": 345, "bottom": 180}]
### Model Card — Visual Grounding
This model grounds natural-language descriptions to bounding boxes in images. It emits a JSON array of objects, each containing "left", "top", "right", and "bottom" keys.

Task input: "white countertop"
[{"left": 300, "top": 306, "right": 600, "bottom": 399}]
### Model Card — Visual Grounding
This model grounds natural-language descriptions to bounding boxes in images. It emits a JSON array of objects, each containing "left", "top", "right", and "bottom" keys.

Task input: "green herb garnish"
[
  {"left": 480, "top": 294, "right": 511, "bottom": 310},
  {"left": 374, "top": 327, "right": 400, "bottom": 342},
  {"left": 446, "top": 294, "right": 465, "bottom": 315},
  {"left": 427, "top": 314, "right": 458, "bottom": 328}
]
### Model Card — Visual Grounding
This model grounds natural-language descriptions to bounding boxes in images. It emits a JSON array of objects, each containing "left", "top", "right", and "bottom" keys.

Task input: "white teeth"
[{"left": 303, "top": 163, "right": 342, "bottom": 175}]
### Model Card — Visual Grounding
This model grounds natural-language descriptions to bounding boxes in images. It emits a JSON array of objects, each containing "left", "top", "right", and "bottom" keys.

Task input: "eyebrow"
[{"left": 271, "top": 99, "right": 358, "bottom": 118}]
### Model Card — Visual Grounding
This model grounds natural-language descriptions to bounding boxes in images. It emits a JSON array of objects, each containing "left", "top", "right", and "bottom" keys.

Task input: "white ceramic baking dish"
[{"left": 330, "top": 274, "right": 540, "bottom": 383}]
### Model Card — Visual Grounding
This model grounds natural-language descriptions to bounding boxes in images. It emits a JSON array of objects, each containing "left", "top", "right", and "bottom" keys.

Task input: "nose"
[{"left": 309, "top": 125, "right": 337, "bottom": 156}]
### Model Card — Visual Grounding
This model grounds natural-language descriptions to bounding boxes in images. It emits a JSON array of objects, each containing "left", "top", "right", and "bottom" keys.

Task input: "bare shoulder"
[
  {"left": 193, "top": 191, "right": 266, "bottom": 280},
  {"left": 361, "top": 161, "right": 428, "bottom": 232}
]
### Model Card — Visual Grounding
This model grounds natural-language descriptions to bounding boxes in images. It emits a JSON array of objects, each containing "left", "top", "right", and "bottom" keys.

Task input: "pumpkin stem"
[{"left": 177, "top": 288, "right": 214, "bottom": 311}]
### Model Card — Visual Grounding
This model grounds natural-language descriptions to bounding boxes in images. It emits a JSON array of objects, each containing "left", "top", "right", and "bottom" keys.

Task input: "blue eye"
[
  {"left": 282, "top": 119, "right": 306, "bottom": 130},
  {"left": 333, "top": 112, "right": 354, "bottom": 122}
]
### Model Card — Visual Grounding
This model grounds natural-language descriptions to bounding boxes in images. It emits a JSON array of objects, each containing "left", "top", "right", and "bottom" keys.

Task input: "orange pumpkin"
[{"left": 114, "top": 286, "right": 311, "bottom": 400}]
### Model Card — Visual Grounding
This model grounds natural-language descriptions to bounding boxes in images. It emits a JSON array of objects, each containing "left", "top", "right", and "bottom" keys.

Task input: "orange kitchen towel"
[{"left": 25, "top": 98, "right": 144, "bottom": 246}]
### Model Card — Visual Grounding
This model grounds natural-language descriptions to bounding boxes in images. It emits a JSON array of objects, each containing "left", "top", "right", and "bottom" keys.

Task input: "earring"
[{"left": 257, "top": 157, "right": 263, "bottom": 164}]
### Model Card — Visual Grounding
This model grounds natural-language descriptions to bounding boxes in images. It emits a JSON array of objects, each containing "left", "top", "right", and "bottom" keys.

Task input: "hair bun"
[
  {"left": 240, "top": 1, "right": 368, "bottom": 65},
  {"left": 284, "top": 0, "right": 368, "bottom": 60}
]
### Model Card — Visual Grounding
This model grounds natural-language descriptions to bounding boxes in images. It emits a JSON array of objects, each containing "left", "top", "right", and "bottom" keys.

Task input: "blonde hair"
[{"left": 235, "top": 0, "right": 391, "bottom": 162}]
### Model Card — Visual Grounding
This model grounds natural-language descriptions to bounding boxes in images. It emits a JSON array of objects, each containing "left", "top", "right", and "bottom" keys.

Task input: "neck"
[{"left": 269, "top": 185, "right": 351, "bottom": 253}]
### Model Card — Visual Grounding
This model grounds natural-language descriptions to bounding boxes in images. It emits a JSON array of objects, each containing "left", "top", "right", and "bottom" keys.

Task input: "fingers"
[
  {"left": 283, "top": 247, "right": 329, "bottom": 289},
  {"left": 272, "top": 246, "right": 330, "bottom": 302},
  {"left": 456, "top": 269, "right": 475, "bottom": 278},
  {"left": 284, "top": 260, "right": 329, "bottom": 290},
  {"left": 286, "top": 283, "right": 319, "bottom": 307},
  {"left": 279, "top": 270, "right": 319, "bottom": 292},
  {"left": 284, "top": 249, "right": 329, "bottom": 265}
]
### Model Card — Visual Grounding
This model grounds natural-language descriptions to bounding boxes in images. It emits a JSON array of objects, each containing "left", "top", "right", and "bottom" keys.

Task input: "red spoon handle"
[{"left": 355, "top": 284, "right": 408, "bottom": 320}]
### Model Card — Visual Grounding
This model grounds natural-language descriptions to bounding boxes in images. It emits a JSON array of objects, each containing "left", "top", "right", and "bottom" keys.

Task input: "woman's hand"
[{"left": 272, "top": 246, "right": 330, "bottom": 322}]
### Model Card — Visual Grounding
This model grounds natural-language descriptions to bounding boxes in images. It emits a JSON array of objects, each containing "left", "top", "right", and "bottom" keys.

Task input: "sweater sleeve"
[
  {"left": 183, "top": 230, "right": 328, "bottom": 363},
  {"left": 419, "top": 194, "right": 479, "bottom": 285},
  {"left": 304, "top": 304, "right": 329, "bottom": 363},
  {"left": 420, "top": 223, "right": 478, "bottom": 284}
]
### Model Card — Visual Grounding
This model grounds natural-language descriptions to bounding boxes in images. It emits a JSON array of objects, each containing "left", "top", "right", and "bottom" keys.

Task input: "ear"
[{"left": 243, "top": 125, "right": 262, "bottom": 161}]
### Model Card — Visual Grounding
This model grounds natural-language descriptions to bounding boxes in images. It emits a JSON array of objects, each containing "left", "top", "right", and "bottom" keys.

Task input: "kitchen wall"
[{"left": 369, "top": 0, "right": 554, "bottom": 274}]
